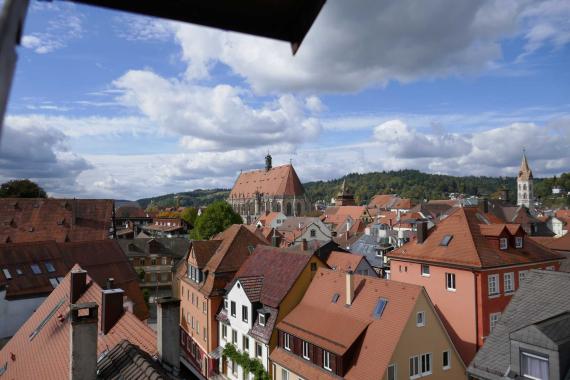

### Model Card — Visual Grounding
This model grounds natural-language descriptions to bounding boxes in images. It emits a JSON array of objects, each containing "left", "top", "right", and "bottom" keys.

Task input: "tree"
[
  {"left": 190, "top": 201, "right": 242, "bottom": 240},
  {"left": 180, "top": 207, "right": 198, "bottom": 226},
  {"left": 0, "top": 179, "right": 47, "bottom": 198}
]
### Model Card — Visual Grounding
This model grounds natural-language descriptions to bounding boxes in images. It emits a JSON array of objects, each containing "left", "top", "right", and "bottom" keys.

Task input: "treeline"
[{"left": 137, "top": 188, "right": 230, "bottom": 209}]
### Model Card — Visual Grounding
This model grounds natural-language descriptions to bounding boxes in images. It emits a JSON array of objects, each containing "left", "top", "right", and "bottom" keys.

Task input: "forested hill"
[{"left": 136, "top": 170, "right": 569, "bottom": 208}]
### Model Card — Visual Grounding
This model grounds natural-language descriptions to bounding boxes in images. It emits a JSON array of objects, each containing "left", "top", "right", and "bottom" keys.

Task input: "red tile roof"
[
  {"left": 0, "top": 265, "right": 157, "bottom": 380},
  {"left": 326, "top": 251, "right": 365, "bottom": 273},
  {"left": 532, "top": 233, "right": 570, "bottom": 252},
  {"left": 254, "top": 212, "right": 283, "bottom": 227},
  {"left": 323, "top": 206, "right": 369, "bottom": 226},
  {"left": 388, "top": 207, "right": 564, "bottom": 269},
  {"left": 367, "top": 194, "right": 398, "bottom": 208},
  {"left": 0, "top": 198, "right": 113, "bottom": 243},
  {"left": 229, "top": 164, "right": 305, "bottom": 199}
]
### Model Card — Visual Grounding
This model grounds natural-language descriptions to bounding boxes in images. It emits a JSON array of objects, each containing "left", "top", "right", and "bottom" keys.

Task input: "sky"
[{"left": 1, "top": 0, "right": 569, "bottom": 200}]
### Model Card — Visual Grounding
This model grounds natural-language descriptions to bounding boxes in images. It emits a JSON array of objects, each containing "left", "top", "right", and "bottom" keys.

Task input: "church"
[
  {"left": 227, "top": 155, "right": 310, "bottom": 223},
  {"left": 517, "top": 150, "right": 534, "bottom": 208}
]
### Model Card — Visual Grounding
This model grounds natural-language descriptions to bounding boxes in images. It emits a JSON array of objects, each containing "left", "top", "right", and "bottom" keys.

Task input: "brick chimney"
[
  {"left": 70, "top": 269, "right": 87, "bottom": 304},
  {"left": 69, "top": 302, "right": 98, "bottom": 380},
  {"left": 157, "top": 297, "right": 181, "bottom": 374},
  {"left": 101, "top": 288, "right": 124, "bottom": 334},
  {"left": 416, "top": 221, "right": 428, "bottom": 244},
  {"left": 346, "top": 268, "right": 354, "bottom": 306}
]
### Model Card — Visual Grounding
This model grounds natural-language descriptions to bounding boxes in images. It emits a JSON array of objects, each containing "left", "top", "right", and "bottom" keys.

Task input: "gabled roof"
[
  {"left": 0, "top": 198, "right": 114, "bottom": 243},
  {"left": 273, "top": 269, "right": 422, "bottom": 379},
  {"left": 244, "top": 225, "right": 278, "bottom": 242},
  {"left": 189, "top": 240, "right": 222, "bottom": 268},
  {"left": 0, "top": 265, "right": 157, "bottom": 380},
  {"left": 367, "top": 194, "right": 398, "bottom": 209},
  {"left": 228, "top": 164, "right": 305, "bottom": 199},
  {"left": 117, "top": 237, "right": 190, "bottom": 259},
  {"left": 324, "top": 206, "right": 369, "bottom": 226},
  {"left": 326, "top": 251, "right": 365, "bottom": 273},
  {"left": 468, "top": 270, "right": 570, "bottom": 380},
  {"left": 254, "top": 211, "right": 283, "bottom": 227},
  {"left": 388, "top": 207, "right": 563, "bottom": 269}
]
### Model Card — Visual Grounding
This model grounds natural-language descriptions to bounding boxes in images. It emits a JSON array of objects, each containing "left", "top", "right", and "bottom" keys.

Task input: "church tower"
[
  {"left": 517, "top": 150, "right": 533, "bottom": 208},
  {"left": 335, "top": 179, "right": 356, "bottom": 206}
]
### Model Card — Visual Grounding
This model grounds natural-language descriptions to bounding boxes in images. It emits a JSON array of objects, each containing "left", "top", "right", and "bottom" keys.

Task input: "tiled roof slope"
[
  {"left": 275, "top": 269, "right": 422, "bottom": 380},
  {"left": 468, "top": 270, "right": 570, "bottom": 380},
  {"left": 326, "top": 251, "right": 365, "bottom": 273},
  {"left": 0, "top": 240, "right": 149, "bottom": 320},
  {"left": 96, "top": 339, "right": 170, "bottom": 380},
  {"left": 189, "top": 240, "right": 222, "bottom": 268},
  {"left": 0, "top": 265, "right": 157, "bottom": 380},
  {"left": 532, "top": 233, "right": 570, "bottom": 252},
  {"left": 231, "top": 246, "right": 313, "bottom": 308},
  {"left": 368, "top": 194, "right": 398, "bottom": 208},
  {"left": 388, "top": 207, "right": 563, "bottom": 269},
  {"left": 228, "top": 164, "right": 305, "bottom": 198},
  {"left": 0, "top": 198, "right": 113, "bottom": 243}
]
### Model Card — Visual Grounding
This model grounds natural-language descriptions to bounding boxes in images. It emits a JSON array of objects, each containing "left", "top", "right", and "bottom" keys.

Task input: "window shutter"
[{"left": 317, "top": 347, "right": 323, "bottom": 367}]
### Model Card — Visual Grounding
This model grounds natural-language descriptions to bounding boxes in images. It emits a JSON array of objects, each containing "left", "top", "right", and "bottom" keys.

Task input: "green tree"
[
  {"left": 0, "top": 179, "right": 47, "bottom": 198},
  {"left": 190, "top": 201, "right": 242, "bottom": 240},
  {"left": 180, "top": 207, "right": 198, "bottom": 226}
]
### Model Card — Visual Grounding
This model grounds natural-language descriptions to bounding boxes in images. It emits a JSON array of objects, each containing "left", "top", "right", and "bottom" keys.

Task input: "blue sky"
[{"left": 1, "top": 0, "right": 569, "bottom": 200}]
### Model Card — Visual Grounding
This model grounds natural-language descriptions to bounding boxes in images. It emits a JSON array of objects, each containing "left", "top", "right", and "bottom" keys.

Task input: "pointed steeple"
[{"left": 518, "top": 149, "right": 533, "bottom": 181}]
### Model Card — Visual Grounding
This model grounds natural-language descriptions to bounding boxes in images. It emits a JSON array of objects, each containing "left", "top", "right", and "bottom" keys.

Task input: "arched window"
[
  {"left": 523, "top": 192, "right": 527, "bottom": 199},
  {"left": 519, "top": 184, "right": 522, "bottom": 190},
  {"left": 296, "top": 202, "right": 302, "bottom": 216},
  {"left": 286, "top": 203, "right": 292, "bottom": 216},
  {"left": 523, "top": 184, "right": 527, "bottom": 190}
]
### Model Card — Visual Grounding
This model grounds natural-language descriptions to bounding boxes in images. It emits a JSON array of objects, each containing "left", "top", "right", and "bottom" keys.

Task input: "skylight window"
[
  {"left": 440, "top": 235, "right": 453, "bottom": 246},
  {"left": 49, "top": 278, "right": 59, "bottom": 288},
  {"left": 30, "top": 264, "right": 42, "bottom": 274},
  {"left": 373, "top": 298, "right": 388, "bottom": 319},
  {"left": 44, "top": 261, "right": 56, "bottom": 273},
  {"left": 331, "top": 293, "right": 340, "bottom": 304},
  {"left": 2, "top": 269, "right": 12, "bottom": 280}
]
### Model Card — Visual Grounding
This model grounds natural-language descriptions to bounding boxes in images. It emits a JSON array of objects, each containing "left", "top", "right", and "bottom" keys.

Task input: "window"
[
  {"left": 284, "top": 333, "right": 291, "bottom": 351},
  {"left": 440, "top": 234, "right": 453, "bottom": 246},
  {"left": 30, "top": 264, "right": 42, "bottom": 274},
  {"left": 162, "top": 257, "right": 168, "bottom": 265},
  {"left": 500, "top": 237, "right": 508, "bottom": 250},
  {"left": 546, "top": 266, "right": 555, "bottom": 271},
  {"left": 16, "top": 268, "right": 22, "bottom": 275},
  {"left": 445, "top": 273, "right": 456, "bottom": 291},
  {"left": 232, "top": 329, "right": 238, "bottom": 345},
  {"left": 191, "top": 316, "right": 194, "bottom": 329},
  {"left": 203, "top": 301, "right": 207, "bottom": 314},
  {"left": 504, "top": 272, "right": 514, "bottom": 293},
  {"left": 232, "top": 359, "right": 238, "bottom": 376},
  {"left": 44, "top": 261, "right": 56, "bottom": 273},
  {"left": 416, "top": 311, "right": 425, "bottom": 327},
  {"left": 421, "top": 353, "right": 432, "bottom": 375},
  {"left": 302, "top": 341, "right": 310, "bottom": 360},
  {"left": 2, "top": 268, "right": 11, "bottom": 280},
  {"left": 222, "top": 324, "right": 227, "bottom": 339},
  {"left": 519, "top": 270, "right": 528, "bottom": 284},
  {"left": 409, "top": 356, "right": 420, "bottom": 378},
  {"left": 323, "top": 350, "right": 331, "bottom": 371},
  {"left": 331, "top": 293, "right": 340, "bottom": 304},
  {"left": 242, "top": 336, "right": 249, "bottom": 351},
  {"left": 231, "top": 301, "right": 236, "bottom": 317},
  {"left": 521, "top": 351, "right": 549, "bottom": 380},
  {"left": 49, "top": 278, "right": 59, "bottom": 288},
  {"left": 196, "top": 321, "right": 200, "bottom": 335},
  {"left": 160, "top": 272, "right": 169, "bottom": 282},
  {"left": 151, "top": 258, "right": 157, "bottom": 265},
  {"left": 488, "top": 274, "right": 499, "bottom": 296},
  {"left": 203, "top": 327, "right": 207, "bottom": 341},
  {"left": 255, "top": 342, "right": 262, "bottom": 358},
  {"left": 242, "top": 305, "right": 248, "bottom": 323},
  {"left": 515, "top": 236, "right": 523, "bottom": 248},
  {"left": 150, "top": 272, "right": 157, "bottom": 282},
  {"left": 421, "top": 264, "right": 430, "bottom": 277},
  {"left": 442, "top": 350, "right": 450, "bottom": 370},
  {"left": 310, "top": 262, "right": 317, "bottom": 271},
  {"left": 224, "top": 298, "right": 228, "bottom": 310},
  {"left": 387, "top": 364, "right": 397, "bottom": 380},
  {"left": 259, "top": 313, "right": 266, "bottom": 326},
  {"left": 310, "top": 229, "right": 316, "bottom": 237},
  {"left": 373, "top": 298, "right": 388, "bottom": 319},
  {"left": 139, "top": 258, "right": 145, "bottom": 265},
  {"left": 490, "top": 312, "right": 501, "bottom": 331},
  {"left": 282, "top": 369, "right": 289, "bottom": 380}
]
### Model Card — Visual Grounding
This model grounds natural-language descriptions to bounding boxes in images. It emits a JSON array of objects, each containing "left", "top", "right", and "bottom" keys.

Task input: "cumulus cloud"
[
  {"left": 112, "top": 70, "right": 322, "bottom": 151},
  {"left": 0, "top": 125, "right": 92, "bottom": 195}
]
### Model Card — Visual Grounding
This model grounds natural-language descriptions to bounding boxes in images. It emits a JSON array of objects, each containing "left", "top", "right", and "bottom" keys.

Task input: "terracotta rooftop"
[
  {"left": 229, "top": 164, "right": 305, "bottom": 199},
  {"left": 324, "top": 206, "right": 369, "bottom": 226},
  {"left": 0, "top": 198, "right": 114, "bottom": 243},
  {"left": 367, "top": 194, "right": 398, "bottom": 209},
  {"left": 244, "top": 224, "right": 277, "bottom": 242},
  {"left": 96, "top": 339, "right": 169, "bottom": 380},
  {"left": 254, "top": 211, "right": 283, "bottom": 227},
  {"left": 0, "top": 240, "right": 148, "bottom": 320},
  {"left": 388, "top": 207, "right": 564, "bottom": 269},
  {"left": 326, "top": 251, "right": 365, "bottom": 273},
  {"left": 273, "top": 269, "right": 422, "bottom": 380},
  {"left": 531, "top": 233, "right": 570, "bottom": 252},
  {"left": 0, "top": 265, "right": 157, "bottom": 380}
]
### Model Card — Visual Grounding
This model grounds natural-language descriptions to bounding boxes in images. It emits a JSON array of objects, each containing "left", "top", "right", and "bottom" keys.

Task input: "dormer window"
[
  {"left": 515, "top": 236, "right": 523, "bottom": 248},
  {"left": 521, "top": 351, "right": 548, "bottom": 380},
  {"left": 500, "top": 238, "right": 508, "bottom": 250},
  {"left": 259, "top": 313, "right": 266, "bottom": 326}
]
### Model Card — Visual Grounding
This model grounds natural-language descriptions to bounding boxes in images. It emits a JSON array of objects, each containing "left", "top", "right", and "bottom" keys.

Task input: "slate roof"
[
  {"left": 468, "top": 270, "right": 570, "bottom": 380},
  {"left": 118, "top": 238, "right": 190, "bottom": 259},
  {"left": 0, "top": 265, "right": 157, "bottom": 380},
  {"left": 228, "top": 164, "right": 305, "bottom": 199},
  {"left": 0, "top": 240, "right": 148, "bottom": 320},
  {"left": 96, "top": 339, "right": 170, "bottom": 380},
  {"left": 273, "top": 269, "right": 423, "bottom": 380},
  {"left": 349, "top": 233, "right": 386, "bottom": 269},
  {"left": 0, "top": 198, "right": 114, "bottom": 243},
  {"left": 388, "top": 207, "right": 564, "bottom": 269}
]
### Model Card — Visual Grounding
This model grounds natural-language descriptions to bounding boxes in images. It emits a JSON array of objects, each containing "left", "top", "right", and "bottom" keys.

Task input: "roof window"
[
  {"left": 2, "top": 268, "right": 12, "bottom": 280},
  {"left": 44, "top": 261, "right": 56, "bottom": 273},
  {"left": 331, "top": 293, "right": 340, "bottom": 303},
  {"left": 440, "top": 235, "right": 453, "bottom": 246},
  {"left": 373, "top": 298, "right": 388, "bottom": 319},
  {"left": 30, "top": 264, "right": 42, "bottom": 274}
]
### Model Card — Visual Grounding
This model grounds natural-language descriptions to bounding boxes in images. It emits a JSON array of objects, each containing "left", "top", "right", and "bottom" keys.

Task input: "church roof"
[
  {"left": 229, "top": 164, "right": 305, "bottom": 199},
  {"left": 518, "top": 151, "right": 533, "bottom": 181}
]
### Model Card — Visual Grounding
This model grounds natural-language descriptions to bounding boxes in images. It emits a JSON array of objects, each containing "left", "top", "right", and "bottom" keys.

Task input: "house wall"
[
  {"left": 384, "top": 291, "right": 467, "bottom": 380},
  {"left": 0, "top": 291, "right": 46, "bottom": 339},
  {"left": 390, "top": 260, "right": 478, "bottom": 364}
]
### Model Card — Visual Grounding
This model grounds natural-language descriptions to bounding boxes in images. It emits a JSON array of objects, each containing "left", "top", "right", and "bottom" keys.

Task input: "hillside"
[{"left": 136, "top": 170, "right": 569, "bottom": 208}]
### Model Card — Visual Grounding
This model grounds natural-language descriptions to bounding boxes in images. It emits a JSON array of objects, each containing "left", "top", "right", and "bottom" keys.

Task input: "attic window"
[
  {"left": 2, "top": 268, "right": 12, "bottom": 280},
  {"left": 331, "top": 293, "right": 340, "bottom": 303},
  {"left": 440, "top": 235, "right": 453, "bottom": 246},
  {"left": 16, "top": 268, "right": 22, "bottom": 275},
  {"left": 515, "top": 236, "right": 523, "bottom": 248},
  {"left": 373, "top": 298, "right": 388, "bottom": 319},
  {"left": 44, "top": 261, "right": 56, "bottom": 273},
  {"left": 49, "top": 278, "right": 59, "bottom": 288},
  {"left": 259, "top": 314, "right": 266, "bottom": 326},
  {"left": 30, "top": 264, "right": 42, "bottom": 274},
  {"left": 500, "top": 238, "right": 508, "bottom": 250}
]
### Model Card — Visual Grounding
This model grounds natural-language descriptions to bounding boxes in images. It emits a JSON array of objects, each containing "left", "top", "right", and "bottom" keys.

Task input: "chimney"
[
  {"left": 70, "top": 270, "right": 87, "bottom": 304},
  {"left": 271, "top": 229, "right": 279, "bottom": 247},
  {"left": 157, "top": 297, "right": 181, "bottom": 373},
  {"left": 106, "top": 277, "right": 114, "bottom": 290},
  {"left": 101, "top": 288, "right": 124, "bottom": 334},
  {"left": 69, "top": 302, "right": 98, "bottom": 380},
  {"left": 346, "top": 269, "right": 354, "bottom": 306},
  {"left": 265, "top": 154, "right": 272, "bottom": 171},
  {"left": 416, "top": 221, "right": 428, "bottom": 244},
  {"left": 301, "top": 238, "right": 308, "bottom": 251}
]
